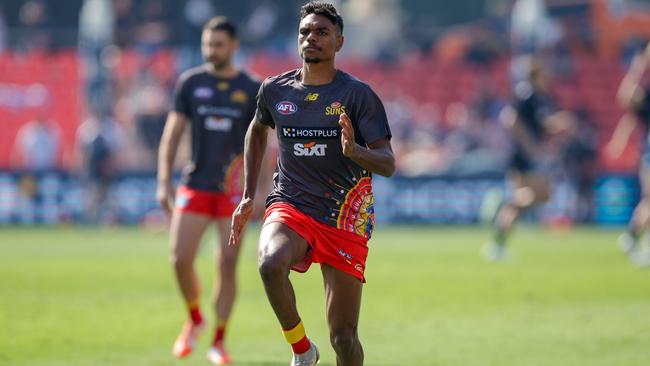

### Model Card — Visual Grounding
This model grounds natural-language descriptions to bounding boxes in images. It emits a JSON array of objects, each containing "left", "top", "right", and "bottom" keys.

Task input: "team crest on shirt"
[
  {"left": 325, "top": 101, "right": 346, "bottom": 116},
  {"left": 230, "top": 89, "right": 248, "bottom": 103},
  {"left": 276, "top": 101, "right": 298, "bottom": 115},
  {"left": 193, "top": 87, "right": 213, "bottom": 99}
]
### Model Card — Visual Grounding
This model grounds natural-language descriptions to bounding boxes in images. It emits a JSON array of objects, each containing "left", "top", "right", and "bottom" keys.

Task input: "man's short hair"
[
  {"left": 300, "top": 1, "right": 344, "bottom": 33},
  {"left": 203, "top": 16, "right": 237, "bottom": 38}
]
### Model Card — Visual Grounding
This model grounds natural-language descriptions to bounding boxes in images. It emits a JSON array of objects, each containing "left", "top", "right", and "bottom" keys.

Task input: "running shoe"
[
  {"left": 172, "top": 320, "right": 205, "bottom": 358},
  {"left": 291, "top": 340, "right": 319, "bottom": 366},
  {"left": 207, "top": 342, "right": 232, "bottom": 365}
]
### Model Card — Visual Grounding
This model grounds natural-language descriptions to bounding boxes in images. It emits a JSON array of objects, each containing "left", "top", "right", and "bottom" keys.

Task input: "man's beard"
[
  {"left": 303, "top": 56, "right": 321, "bottom": 64},
  {"left": 207, "top": 58, "right": 228, "bottom": 70}
]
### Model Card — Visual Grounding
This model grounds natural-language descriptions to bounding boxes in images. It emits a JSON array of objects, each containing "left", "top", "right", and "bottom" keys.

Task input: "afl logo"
[{"left": 276, "top": 101, "right": 298, "bottom": 115}]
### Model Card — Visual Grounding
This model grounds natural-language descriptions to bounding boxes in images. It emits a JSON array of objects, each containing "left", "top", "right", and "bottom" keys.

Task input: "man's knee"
[
  {"left": 171, "top": 250, "right": 192, "bottom": 272},
  {"left": 219, "top": 251, "right": 238, "bottom": 273},
  {"left": 258, "top": 250, "right": 290, "bottom": 283},
  {"left": 329, "top": 326, "right": 360, "bottom": 355}
]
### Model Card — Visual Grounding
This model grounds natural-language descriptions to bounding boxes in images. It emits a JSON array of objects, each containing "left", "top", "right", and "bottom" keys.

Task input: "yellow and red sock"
[
  {"left": 283, "top": 320, "right": 310, "bottom": 354},
  {"left": 213, "top": 320, "right": 227, "bottom": 346},
  {"left": 187, "top": 300, "right": 203, "bottom": 325}
]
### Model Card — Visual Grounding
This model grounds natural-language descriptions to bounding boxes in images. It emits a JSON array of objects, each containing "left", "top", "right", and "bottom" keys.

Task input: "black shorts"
[{"left": 509, "top": 152, "right": 534, "bottom": 174}]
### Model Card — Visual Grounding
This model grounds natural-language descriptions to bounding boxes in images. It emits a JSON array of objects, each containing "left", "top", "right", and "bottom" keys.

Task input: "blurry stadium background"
[
  {"left": 3, "top": 0, "right": 650, "bottom": 226},
  {"left": 1, "top": 1, "right": 650, "bottom": 365}
]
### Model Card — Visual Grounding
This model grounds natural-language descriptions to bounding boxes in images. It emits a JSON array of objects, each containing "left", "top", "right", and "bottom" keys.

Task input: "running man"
[
  {"left": 229, "top": 2, "right": 394, "bottom": 365},
  {"left": 483, "top": 57, "right": 574, "bottom": 261},
  {"left": 606, "top": 42, "right": 650, "bottom": 266},
  {"left": 156, "top": 16, "right": 260, "bottom": 364}
]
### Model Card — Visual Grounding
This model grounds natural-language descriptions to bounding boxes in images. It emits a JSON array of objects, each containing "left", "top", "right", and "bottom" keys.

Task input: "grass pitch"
[{"left": 1, "top": 225, "right": 649, "bottom": 366}]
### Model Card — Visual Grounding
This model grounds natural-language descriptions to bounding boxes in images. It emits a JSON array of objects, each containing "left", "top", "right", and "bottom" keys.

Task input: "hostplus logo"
[{"left": 282, "top": 126, "right": 338, "bottom": 139}]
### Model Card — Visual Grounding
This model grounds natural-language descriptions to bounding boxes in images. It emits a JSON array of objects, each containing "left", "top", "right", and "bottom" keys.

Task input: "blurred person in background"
[
  {"left": 10, "top": 112, "right": 61, "bottom": 224},
  {"left": 134, "top": 81, "right": 169, "bottom": 166},
  {"left": 15, "top": 0, "right": 52, "bottom": 52},
  {"left": 11, "top": 113, "right": 61, "bottom": 172},
  {"left": 156, "top": 16, "right": 260, "bottom": 365},
  {"left": 75, "top": 109, "right": 121, "bottom": 225},
  {"left": 78, "top": 0, "right": 114, "bottom": 115},
  {"left": 483, "top": 57, "right": 574, "bottom": 261},
  {"left": 134, "top": 0, "right": 170, "bottom": 55},
  {"left": 562, "top": 110, "right": 597, "bottom": 224},
  {"left": 229, "top": 2, "right": 394, "bottom": 365},
  {"left": 606, "top": 42, "right": 650, "bottom": 266}
]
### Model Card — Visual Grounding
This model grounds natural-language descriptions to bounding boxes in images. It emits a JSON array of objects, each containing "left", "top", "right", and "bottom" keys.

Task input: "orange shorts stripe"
[{"left": 263, "top": 202, "right": 368, "bottom": 282}]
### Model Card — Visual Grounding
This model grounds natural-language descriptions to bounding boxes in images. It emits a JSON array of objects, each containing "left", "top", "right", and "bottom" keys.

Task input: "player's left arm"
[{"left": 339, "top": 112, "right": 395, "bottom": 177}]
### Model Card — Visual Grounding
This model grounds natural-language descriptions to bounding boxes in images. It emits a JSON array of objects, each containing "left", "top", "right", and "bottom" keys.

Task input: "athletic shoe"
[
  {"left": 172, "top": 320, "right": 205, "bottom": 358},
  {"left": 291, "top": 340, "right": 320, "bottom": 366},
  {"left": 617, "top": 232, "right": 638, "bottom": 255},
  {"left": 207, "top": 343, "right": 232, "bottom": 365},
  {"left": 632, "top": 248, "right": 650, "bottom": 268},
  {"left": 481, "top": 242, "right": 509, "bottom": 262}
]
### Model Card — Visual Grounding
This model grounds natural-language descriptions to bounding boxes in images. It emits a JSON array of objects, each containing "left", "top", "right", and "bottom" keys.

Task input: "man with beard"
[
  {"left": 156, "top": 16, "right": 259, "bottom": 365},
  {"left": 229, "top": 2, "right": 394, "bottom": 365}
]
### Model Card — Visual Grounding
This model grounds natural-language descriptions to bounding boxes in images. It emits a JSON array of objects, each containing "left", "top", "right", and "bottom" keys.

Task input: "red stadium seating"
[{"left": 0, "top": 49, "right": 637, "bottom": 172}]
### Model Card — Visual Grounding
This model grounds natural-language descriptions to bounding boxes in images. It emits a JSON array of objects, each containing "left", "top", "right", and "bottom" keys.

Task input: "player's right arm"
[
  {"left": 156, "top": 111, "right": 188, "bottom": 214},
  {"left": 229, "top": 117, "right": 270, "bottom": 246},
  {"left": 607, "top": 47, "right": 648, "bottom": 159},
  {"left": 606, "top": 112, "right": 638, "bottom": 160},
  {"left": 617, "top": 48, "right": 648, "bottom": 110}
]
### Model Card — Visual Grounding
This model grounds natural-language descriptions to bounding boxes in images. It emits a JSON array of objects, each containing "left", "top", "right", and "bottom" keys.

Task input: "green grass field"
[{"left": 1, "top": 225, "right": 649, "bottom": 366}]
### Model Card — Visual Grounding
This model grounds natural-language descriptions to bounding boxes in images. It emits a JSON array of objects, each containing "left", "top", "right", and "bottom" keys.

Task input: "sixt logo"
[
  {"left": 293, "top": 141, "right": 327, "bottom": 156},
  {"left": 325, "top": 101, "right": 346, "bottom": 116},
  {"left": 276, "top": 101, "right": 298, "bottom": 115}
]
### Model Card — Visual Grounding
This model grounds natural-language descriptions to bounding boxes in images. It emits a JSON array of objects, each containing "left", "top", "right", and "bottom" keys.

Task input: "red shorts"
[
  {"left": 174, "top": 185, "right": 239, "bottom": 219},
  {"left": 263, "top": 202, "right": 369, "bottom": 282}
]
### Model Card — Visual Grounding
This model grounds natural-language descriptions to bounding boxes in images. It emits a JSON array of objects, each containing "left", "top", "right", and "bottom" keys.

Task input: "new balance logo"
[
  {"left": 294, "top": 142, "right": 327, "bottom": 156},
  {"left": 305, "top": 93, "right": 319, "bottom": 101}
]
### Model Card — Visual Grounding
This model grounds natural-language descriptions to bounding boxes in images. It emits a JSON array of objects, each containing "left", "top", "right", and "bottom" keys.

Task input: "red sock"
[
  {"left": 187, "top": 301, "right": 203, "bottom": 325},
  {"left": 283, "top": 320, "right": 311, "bottom": 354},
  {"left": 213, "top": 321, "right": 227, "bottom": 346}
]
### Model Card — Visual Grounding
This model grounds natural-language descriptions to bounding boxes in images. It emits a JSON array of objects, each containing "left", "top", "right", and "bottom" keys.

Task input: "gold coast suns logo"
[
  {"left": 230, "top": 89, "right": 248, "bottom": 103},
  {"left": 325, "top": 101, "right": 346, "bottom": 116}
]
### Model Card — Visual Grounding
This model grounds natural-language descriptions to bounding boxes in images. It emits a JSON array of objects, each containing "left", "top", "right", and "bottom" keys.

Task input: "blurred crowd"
[{"left": 3, "top": 0, "right": 650, "bottom": 224}]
